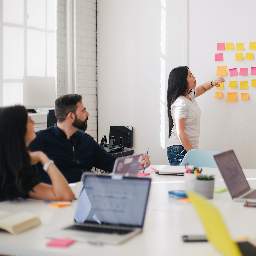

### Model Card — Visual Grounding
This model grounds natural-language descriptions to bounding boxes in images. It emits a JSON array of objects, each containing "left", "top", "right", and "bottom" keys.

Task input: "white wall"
[{"left": 97, "top": 0, "right": 188, "bottom": 164}]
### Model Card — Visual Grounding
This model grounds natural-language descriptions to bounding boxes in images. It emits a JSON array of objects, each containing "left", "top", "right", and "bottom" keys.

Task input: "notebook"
[
  {"left": 214, "top": 150, "right": 256, "bottom": 201},
  {"left": 52, "top": 174, "right": 151, "bottom": 245},
  {"left": 0, "top": 211, "right": 41, "bottom": 234},
  {"left": 189, "top": 191, "right": 256, "bottom": 256}
]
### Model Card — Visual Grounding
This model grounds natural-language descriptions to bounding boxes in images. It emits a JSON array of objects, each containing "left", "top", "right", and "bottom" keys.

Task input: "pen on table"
[{"left": 143, "top": 150, "right": 149, "bottom": 173}]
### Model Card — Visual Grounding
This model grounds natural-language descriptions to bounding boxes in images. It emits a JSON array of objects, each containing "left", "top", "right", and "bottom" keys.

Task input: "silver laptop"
[
  {"left": 57, "top": 174, "right": 151, "bottom": 245},
  {"left": 112, "top": 154, "right": 145, "bottom": 176},
  {"left": 214, "top": 150, "right": 256, "bottom": 201}
]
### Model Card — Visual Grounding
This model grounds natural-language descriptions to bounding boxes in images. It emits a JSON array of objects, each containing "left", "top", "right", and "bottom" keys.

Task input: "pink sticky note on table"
[
  {"left": 251, "top": 67, "right": 256, "bottom": 76},
  {"left": 217, "top": 43, "right": 225, "bottom": 51},
  {"left": 239, "top": 68, "right": 248, "bottom": 76},
  {"left": 215, "top": 53, "right": 224, "bottom": 61},
  {"left": 229, "top": 68, "right": 238, "bottom": 77},
  {"left": 47, "top": 238, "right": 75, "bottom": 248}
]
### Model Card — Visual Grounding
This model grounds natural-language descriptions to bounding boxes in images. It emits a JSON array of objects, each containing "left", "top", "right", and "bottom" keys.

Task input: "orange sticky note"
[
  {"left": 216, "top": 66, "right": 228, "bottom": 77},
  {"left": 49, "top": 202, "right": 72, "bottom": 208},
  {"left": 235, "top": 52, "right": 244, "bottom": 61},
  {"left": 226, "top": 42, "right": 235, "bottom": 50},
  {"left": 236, "top": 42, "right": 245, "bottom": 51},
  {"left": 252, "top": 80, "right": 256, "bottom": 88},
  {"left": 228, "top": 81, "right": 238, "bottom": 89},
  {"left": 249, "top": 42, "right": 256, "bottom": 50},
  {"left": 240, "top": 81, "right": 249, "bottom": 90},
  {"left": 214, "top": 91, "right": 224, "bottom": 99},
  {"left": 240, "top": 93, "right": 250, "bottom": 101},
  {"left": 226, "top": 92, "right": 238, "bottom": 103},
  {"left": 246, "top": 52, "right": 254, "bottom": 60}
]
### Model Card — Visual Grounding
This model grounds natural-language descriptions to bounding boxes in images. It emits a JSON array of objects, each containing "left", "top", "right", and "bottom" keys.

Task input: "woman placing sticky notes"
[{"left": 166, "top": 66, "right": 224, "bottom": 165}]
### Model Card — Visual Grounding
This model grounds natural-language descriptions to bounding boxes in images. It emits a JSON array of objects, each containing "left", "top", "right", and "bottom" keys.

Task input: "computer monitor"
[{"left": 23, "top": 76, "right": 56, "bottom": 109}]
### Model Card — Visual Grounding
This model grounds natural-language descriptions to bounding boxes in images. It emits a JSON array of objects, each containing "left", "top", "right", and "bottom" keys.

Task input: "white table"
[{"left": 1, "top": 165, "right": 256, "bottom": 256}]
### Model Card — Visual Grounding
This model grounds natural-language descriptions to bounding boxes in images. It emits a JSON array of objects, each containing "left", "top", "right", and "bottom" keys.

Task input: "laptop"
[
  {"left": 112, "top": 154, "right": 145, "bottom": 176},
  {"left": 214, "top": 150, "right": 256, "bottom": 201},
  {"left": 189, "top": 191, "right": 256, "bottom": 256},
  {"left": 53, "top": 174, "right": 151, "bottom": 245}
]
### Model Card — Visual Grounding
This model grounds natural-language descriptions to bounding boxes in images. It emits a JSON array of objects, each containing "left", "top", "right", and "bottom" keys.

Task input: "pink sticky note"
[
  {"left": 47, "top": 238, "right": 75, "bottom": 248},
  {"left": 229, "top": 68, "right": 238, "bottom": 77},
  {"left": 215, "top": 53, "right": 224, "bottom": 61},
  {"left": 217, "top": 42, "right": 225, "bottom": 51},
  {"left": 251, "top": 67, "right": 256, "bottom": 76},
  {"left": 239, "top": 68, "right": 248, "bottom": 76}
]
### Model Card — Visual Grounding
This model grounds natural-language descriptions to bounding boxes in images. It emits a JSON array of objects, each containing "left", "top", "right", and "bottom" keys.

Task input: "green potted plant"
[{"left": 194, "top": 174, "right": 215, "bottom": 199}]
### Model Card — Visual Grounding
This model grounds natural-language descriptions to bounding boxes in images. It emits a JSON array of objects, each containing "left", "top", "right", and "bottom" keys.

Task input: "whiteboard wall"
[{"left": 189, "top": 0, "right": 256, "bottom": 168}]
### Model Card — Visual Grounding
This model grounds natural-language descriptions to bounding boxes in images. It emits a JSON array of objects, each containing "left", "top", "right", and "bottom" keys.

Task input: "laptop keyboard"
[
  {"left": 65, "top": 225, "right": 134, "bottom": 235},
  {"left": 244, "top": 190, "right": 256, "bottom": 199}
]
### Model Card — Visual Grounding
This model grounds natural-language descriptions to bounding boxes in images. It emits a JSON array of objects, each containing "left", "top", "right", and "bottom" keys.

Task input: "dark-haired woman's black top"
[{"left": 0, "top": 166, "right": 40, "bottom": 201}]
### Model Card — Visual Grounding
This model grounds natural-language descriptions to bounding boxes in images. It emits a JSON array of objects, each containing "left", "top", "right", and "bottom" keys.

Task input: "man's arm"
[{"left": 94, "top": 144, "right": 115, "bottom": 173}]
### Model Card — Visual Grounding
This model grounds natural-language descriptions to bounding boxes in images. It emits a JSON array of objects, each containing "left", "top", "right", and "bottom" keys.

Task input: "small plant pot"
[
  {"left": 184, "top": 173, "right": 196, "bottom": 191},
  {"left": 194, "top": 179, "right": 215, "bottom": 199}
]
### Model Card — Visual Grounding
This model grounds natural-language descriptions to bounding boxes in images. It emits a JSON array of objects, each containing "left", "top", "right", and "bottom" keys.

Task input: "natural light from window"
[{"left": 1, "top": 0, "right": 57, "bottom": 106}]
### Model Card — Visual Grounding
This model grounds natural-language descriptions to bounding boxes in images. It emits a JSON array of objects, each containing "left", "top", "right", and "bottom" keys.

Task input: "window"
[{"left": 0, "top": 0, "right": 57, "bottom": 106}]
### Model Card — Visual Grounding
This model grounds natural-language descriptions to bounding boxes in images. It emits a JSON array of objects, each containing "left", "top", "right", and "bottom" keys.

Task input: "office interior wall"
[{"left": 97, "top": 0, "right": 188, "bottom": 164}]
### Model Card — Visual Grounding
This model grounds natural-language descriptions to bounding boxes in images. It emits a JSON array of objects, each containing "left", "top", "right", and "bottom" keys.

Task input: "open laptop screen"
[
  {"left": 214, "top": 150, "right": 250, "bottom": 198},
  {"left": 74, "top": 175, "right": 151, "bottom": 228}
]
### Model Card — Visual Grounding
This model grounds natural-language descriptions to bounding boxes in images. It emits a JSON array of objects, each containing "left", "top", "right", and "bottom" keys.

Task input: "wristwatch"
[{"left": 43, "top": 160, "right": 54, "bottom": 173}]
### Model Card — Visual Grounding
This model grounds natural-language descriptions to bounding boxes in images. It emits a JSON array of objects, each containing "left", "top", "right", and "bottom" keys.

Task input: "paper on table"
[{"left": 188, "top": 192, "right": 242, "bottom": 256}]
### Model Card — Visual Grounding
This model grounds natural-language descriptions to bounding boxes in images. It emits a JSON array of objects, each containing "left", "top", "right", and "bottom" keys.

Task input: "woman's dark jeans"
[{"left": 167, "top": 145, "right": 187, "bottom": 166}]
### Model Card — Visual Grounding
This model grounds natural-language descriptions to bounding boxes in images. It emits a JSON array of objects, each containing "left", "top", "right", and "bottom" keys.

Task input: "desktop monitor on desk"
[{"left": 23, "top": 76, "right": 56, "bottom": 112}]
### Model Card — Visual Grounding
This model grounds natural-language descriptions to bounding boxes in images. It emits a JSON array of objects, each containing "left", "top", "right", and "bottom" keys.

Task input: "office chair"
[
  {"left": 180, "top": 149, "right": 219, "bottom": 168},
  {"left": 47, "top": 109, "right": 57, "bottom": 128}
]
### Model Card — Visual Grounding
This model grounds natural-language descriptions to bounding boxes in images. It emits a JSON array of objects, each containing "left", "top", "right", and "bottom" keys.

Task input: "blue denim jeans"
[{"left": 167, "top": 145, "right": 187, "bottom": 166}]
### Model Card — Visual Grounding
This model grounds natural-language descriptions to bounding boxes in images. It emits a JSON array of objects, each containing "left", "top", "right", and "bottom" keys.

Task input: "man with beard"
[{"left": 29, "top": 94, "right": 116, "bottom": 183}]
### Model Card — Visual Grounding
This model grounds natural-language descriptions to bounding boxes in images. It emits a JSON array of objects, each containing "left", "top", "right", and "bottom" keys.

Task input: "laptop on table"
[
  {"left": 214, "top": 150, "right": 256, "bottom": 201},
  {"left": 53, "top": 174, "right": 151, "bottom": 245}
]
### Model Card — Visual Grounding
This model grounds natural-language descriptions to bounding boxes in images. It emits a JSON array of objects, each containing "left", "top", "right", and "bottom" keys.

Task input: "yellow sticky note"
[
  {"left": 226, "top": 42, "right": 235, "bottom": 50},
  {"left": 188, "top": 192, "right": 242, "bottom": 256},
  {"left": 49, "top": 202, "right": 72, "bottom": 208},
  {"left": 252, "top": 79, "right": 256, "bottom": 88},
  {"left": 236, "top": 42, "right": 245, "bottom": 51},
  {"left": 241, "top": 93, "right": 250, "bottom": 101},
  {"left": 245, "top": 52, "right": 254, "bottom": 60},
  {"left": 240, "top": 81, "right": 249, "bottom": 90},
  {"left": 235, "top": 52, "right": 244, "bottom": 61},
  {"left": 249, "top": 42, "right": 256, "bottom": 50},
  {"left": 216, "top": 66, "right": 228, "bottom": 77},
  {"left": 229, "top": 81, "right": 238, "bottom": 89},
  {"left": 214, "top": 91, "right": 224, "bottom": 99},
  {"left": 217, "top": 82, "right": 224, "bottom": 90},
  {"left": 227, "top": 92, "right": 238, "bottom": 103}
]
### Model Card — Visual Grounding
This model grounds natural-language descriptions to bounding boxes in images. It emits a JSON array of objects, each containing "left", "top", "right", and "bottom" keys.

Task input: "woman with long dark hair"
[
  {"left": 0, "top": 105, "right": 75, "bottom": 201},
  {"left": 167, "top": 66, "right": 224, "bottom": 165}
]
